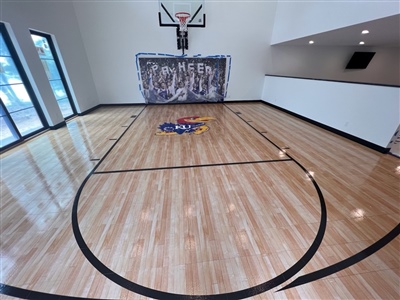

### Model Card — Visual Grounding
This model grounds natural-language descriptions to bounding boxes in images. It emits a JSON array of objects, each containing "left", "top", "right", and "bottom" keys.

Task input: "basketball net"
[{"left": 175, "top": 12, "right": 190, "bottom": 33}]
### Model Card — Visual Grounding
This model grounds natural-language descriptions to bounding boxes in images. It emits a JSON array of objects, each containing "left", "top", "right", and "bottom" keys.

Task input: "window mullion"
[{"left": 0, "top": 97, "right": 22, "bottom": 139}]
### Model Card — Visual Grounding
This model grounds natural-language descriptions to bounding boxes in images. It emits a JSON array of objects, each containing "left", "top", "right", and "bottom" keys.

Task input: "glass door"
[
  {"left": 0, "top": 24, "right": 46, "bottom": 150},
  {"left": 31, "top": 32, "right": 76, "bottom": 119}
]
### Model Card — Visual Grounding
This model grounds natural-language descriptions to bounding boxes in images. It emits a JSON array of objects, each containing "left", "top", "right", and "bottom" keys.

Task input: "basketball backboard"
[{"left": 159, "top": 0, "right": 205, "bottom": 28}]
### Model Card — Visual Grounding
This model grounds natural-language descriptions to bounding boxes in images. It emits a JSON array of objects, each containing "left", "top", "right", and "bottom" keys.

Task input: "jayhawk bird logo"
[{"left": 156, "top": 116, "right": 215, "bottom": 135}]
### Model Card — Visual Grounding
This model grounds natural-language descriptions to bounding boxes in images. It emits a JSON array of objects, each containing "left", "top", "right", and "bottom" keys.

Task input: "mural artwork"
[
  {"left": 137, "top": 56, "right": 229, "bottom": 104},
  {"left": 156, "top": 116, "right": 215, "bottom": 135}
]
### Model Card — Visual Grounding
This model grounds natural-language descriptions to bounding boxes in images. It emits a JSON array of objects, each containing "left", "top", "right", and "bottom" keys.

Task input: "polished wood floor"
[{"left": 0, "top": 103, "right": 398, "bottom": 299}]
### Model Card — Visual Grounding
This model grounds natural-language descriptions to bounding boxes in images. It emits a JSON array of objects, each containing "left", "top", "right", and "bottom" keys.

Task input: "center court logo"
[{"left": 156, "top": 116, "right": 215, "bottom": 135}]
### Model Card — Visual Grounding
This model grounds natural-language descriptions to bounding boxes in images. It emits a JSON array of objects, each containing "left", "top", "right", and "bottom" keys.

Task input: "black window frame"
[
  {"left": 30, "top": 29, "right": 77, "bottom": 119},
  {"left": 0, "top": 22, "right": 49, "bottom": 152}
]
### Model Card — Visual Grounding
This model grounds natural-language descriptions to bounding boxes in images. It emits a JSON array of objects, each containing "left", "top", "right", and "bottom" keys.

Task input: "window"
[
  {"left": 0, "top": 23, "right": 46, "bottom": 150},
  {"left": 31, "top": 31, "right": 75, "bottom": 119}
]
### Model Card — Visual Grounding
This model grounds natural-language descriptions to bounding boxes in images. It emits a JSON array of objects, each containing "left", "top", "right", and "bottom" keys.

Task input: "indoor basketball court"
[
  {"left": 0, "top": 1, "right": 399, "bottom": 300},
  {"left": 1, "top": 102, "right": 398, "bottom": 299}
]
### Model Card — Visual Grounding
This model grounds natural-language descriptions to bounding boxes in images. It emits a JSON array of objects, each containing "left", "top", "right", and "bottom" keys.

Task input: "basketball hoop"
[{"left": 175, "top": 12, "right": 191, "bottom": 32}]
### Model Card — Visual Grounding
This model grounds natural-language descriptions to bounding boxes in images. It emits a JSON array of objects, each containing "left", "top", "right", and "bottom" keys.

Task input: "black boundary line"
[
  {"left": 0, "top": 283, "right": 104, "bottom": 300},
  {"left": 278, "top": 223, "right": 400, "bottom": 291},
  {"left": 223, "top": 104, "right": 289, "bottom": 152},
  {"left": 77, "top": 104, "right": 101, "bottom": 116},
  {"left": 68, "top": 104, "right": 327, "bottom": 299},
  {"left": 93, "top": 159, "right": 291, "bottom": 175},
  {"left": 223, "top": 102, "right": 328, "bottom": 286},
  {"left": 224, "top": 103, "right": 400, "bottom": 291},
  {"left": 222, "top": 100, "right": 391, "bottom": 154},
  {"left": 11, "top": 102, "right": 390, "bottom": 300},
  {"left": 389, "top": 152, "right": 400, "bottom": 158},
  {"left": 260, "top": 101, "right": 390, "bottom": 154},
  {"left": 49, "top": 121, "right": 67, "bottom": 130},
  {"left": 0, "top": 105, "right": 147, "bottom": 299},
  {"left": 3, "top": 103, "right": 395, "bottom": 299}
]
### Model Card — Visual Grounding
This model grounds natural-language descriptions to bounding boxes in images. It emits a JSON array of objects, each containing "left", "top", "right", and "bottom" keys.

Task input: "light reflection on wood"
[{"left": 0, "top": 103, "right": 398, "bottom": 299}]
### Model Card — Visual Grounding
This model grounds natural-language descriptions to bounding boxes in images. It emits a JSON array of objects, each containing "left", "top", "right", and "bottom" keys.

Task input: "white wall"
[
  {"left": 267, "top": 1, "right": 400, "bottom": 86},
  {"left": 2, "top": 1, "right": 397, "bottom": 107},
  {"left": 271, "top": 1, "right": 400, "bottom": 45},
  {"left": 1, "top": 0, "right": 398, "bottom": 152},
  {"left": 266, "top": 1, "right": 400, "bottom": 149},
  {"left": 262, "top": 76, "right": 400, "bottom": 148},
  {"left": 3, "top": 22, "right": 58, "bottom": 126},
  {"left": 72, "top": 1, "right": 278, "bottom": 104},
  {"left": 1, "top": 0, "right": 278, "bottom": 109},
  {"left": 269, "top": 45, "right": 400, "bottom": 86},
  {"left": 1, "top": 0, "right": 99, "bottom": 122}
]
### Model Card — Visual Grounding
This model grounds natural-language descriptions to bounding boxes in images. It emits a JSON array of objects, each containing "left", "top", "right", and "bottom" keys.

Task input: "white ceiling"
[{"left": 273, "top": 14, "right": 400, "bottom": 47}]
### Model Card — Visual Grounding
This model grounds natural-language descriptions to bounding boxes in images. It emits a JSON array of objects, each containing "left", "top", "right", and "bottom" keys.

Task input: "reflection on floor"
[{"left": 0, "top": 103, "right": 399, "bottom": 300}]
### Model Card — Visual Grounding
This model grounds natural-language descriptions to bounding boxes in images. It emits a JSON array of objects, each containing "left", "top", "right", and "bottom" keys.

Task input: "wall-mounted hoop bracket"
[{"left": 158, "top": 1, "right": 205, "bottom": 55}]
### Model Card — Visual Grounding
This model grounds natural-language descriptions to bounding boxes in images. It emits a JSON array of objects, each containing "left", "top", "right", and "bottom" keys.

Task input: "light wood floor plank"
[
  {"left": 0, "top": 103, "right": 398, "bottom": 299},
  {"left": 78, "top": 161, "right": 320, "bottom": 295},
  {"left": 96, "top": 104, "right": 288, "bottom": 172}
]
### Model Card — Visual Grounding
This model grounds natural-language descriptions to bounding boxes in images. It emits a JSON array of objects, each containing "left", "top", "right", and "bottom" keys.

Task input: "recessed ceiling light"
[
  {"left": 359, "top": 41, "right": 365, "bottom": 45},
  {"left": 309, "top": 40, "right": 314, "bottom": 44},
  {"left": 361, "top": 30, "right": 369, "bottom": 34}
]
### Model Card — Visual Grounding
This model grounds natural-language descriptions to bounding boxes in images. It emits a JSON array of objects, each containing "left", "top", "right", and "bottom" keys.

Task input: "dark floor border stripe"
[
  {"left": 260, "top": 101, "right": 390, "bottom": 154},
  {"left": 0, "top": 106, "right": 148, "bottom": 300},
  {"left": 0, "top": 283, "right": 103, "bottom": 300},
  {"left": 77, "top": 105, "right": 101, "bottom": 116},
  {"left": 93, "top": 158, "right": 292, "bottom": 175},
  {"left": 224, "top": 100, "right": 391, "bottom": 154},
  {"left": 1, "top": 103, "right": 394, "bottom": 300},
  {"left": 278, "top": 223, "right": 400, "bottom": 291},
  {"left": 69, "top": 104, "right": 328, "bottom": 299},
  {"left": 99, "top": 103, "right": 146, "bottom": 107},
  {"left": 223, "top": 100, "right": 260, "bottom": 104},
  {"left": 72, "top": 162, "right": 327, "bottom": 300},
  {"left": 75, "top": 99, "right": 391, "bottom": 153},
  {"left": 224, "top": 103, "right": 399, "bottom": 291},
  {"left": 49, "top": 121, "right": 67, "bottom": 130}
]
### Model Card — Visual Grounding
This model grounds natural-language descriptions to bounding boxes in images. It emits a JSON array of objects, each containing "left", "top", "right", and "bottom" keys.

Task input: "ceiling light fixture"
[
  {"left": 309, "top": 40, "right": 314, "bottom": 44},
  {"left": 361, "top": 30, "right": 369, "bottom": 34},
  {"left": 359, "top": 41, "right": 365, "bottom": 45}
]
